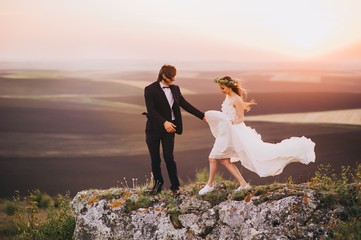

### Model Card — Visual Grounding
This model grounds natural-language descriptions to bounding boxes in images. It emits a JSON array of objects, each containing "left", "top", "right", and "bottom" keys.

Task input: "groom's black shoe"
[{"left": 150, "top": 181, "right": 163, "bottom": 195}]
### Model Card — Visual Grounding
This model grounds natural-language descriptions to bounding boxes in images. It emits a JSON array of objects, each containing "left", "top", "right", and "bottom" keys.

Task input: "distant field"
[
  {"left": 246, "top": 109, "right": 361, "bottom": 125},
  {"left": 0, "top": 69, "right": 360, "bottom": 197}
]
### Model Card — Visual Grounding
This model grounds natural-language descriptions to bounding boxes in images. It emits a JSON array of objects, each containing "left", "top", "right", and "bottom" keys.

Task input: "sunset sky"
[{"left": 1, "top": 0, "right": 361, "bottom": 63}]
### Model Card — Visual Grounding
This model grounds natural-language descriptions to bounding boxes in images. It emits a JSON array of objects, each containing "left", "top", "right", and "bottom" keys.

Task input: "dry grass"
[{"left": 0, "top": 199, "right": 47, "bottom": 239}]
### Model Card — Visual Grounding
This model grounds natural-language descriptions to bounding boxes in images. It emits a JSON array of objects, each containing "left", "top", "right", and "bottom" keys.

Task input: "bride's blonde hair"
[{"left": 214, "top": 76, "right": 256, "bottom": 112}]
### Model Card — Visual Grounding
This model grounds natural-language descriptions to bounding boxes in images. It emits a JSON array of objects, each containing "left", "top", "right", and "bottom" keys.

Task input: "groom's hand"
[{"left": 164, "top": 121, "right": 176, "bottom": 133}]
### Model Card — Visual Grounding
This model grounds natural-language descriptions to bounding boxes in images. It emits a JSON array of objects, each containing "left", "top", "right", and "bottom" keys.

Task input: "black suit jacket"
[{"left": 144, "top": 81, "right": 204, "bottom": 135}]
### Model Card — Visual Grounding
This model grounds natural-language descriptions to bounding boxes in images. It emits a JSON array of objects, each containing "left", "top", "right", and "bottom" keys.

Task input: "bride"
[{"left": 199, "top": 76, "right": 316, "bottom": 195}]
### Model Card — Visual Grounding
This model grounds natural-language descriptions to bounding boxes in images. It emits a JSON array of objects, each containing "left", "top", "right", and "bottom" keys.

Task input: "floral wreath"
[{"left": 213, "top": 76, "right": 238, "bottom": 88}]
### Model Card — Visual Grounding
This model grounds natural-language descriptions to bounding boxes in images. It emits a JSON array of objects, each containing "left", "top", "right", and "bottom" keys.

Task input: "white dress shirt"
[{"left": 160, "top": 82, "right": 175, "bottom": 120}]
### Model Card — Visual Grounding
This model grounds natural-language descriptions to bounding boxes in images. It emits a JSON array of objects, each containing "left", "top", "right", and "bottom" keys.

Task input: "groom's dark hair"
[{"left": 157, "top": 64, "right": 176, "bottom": 82}]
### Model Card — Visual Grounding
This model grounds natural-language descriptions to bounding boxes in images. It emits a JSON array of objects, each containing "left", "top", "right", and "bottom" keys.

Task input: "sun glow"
[
  {"left": 220, "top": 0, "right": 361, "bottom": 58},
  {"left": 262, "top": 1, "right": 350, "bottom": 57},
  {"left": 266, "top": 3, "right": 335, "bottom": 52}
]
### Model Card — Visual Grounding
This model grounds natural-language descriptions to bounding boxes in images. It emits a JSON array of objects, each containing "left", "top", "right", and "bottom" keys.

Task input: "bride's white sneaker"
[
  {"left": 199, "top": 184, "right": 215, "bottom": 195},
  {"left": 235, "top": 183, "right": 251, "bottom": 192}
]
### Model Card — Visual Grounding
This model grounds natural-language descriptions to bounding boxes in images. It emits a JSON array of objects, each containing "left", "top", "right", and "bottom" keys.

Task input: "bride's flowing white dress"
[{"left": 206, "top": 96, "right": 316, "bottom": 177}]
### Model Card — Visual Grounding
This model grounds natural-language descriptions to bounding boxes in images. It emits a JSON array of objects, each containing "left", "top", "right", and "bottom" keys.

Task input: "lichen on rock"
[{"left": 71, "top": 184, "right": 346, "bottom": 240}]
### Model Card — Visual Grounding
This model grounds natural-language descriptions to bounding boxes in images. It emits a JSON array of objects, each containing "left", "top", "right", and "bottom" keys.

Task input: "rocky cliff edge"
[{"left": 71, "top": 182, "right": 354, "bottom": 239}]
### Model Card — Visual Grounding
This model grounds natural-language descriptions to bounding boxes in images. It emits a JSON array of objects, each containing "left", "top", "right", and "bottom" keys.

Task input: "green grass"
[{"left": 0, "top": 190, "right": 75, "bottom": 240}]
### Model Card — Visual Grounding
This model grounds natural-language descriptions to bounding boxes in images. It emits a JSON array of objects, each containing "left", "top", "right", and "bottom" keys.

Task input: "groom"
[{"left": 144, "top": 64, "right": 205, "bottom": 195}]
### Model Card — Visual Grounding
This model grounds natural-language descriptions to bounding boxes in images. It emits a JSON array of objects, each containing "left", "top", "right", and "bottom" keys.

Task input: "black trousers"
[{"left": 146, "top": 129, "right": 180, "bottom": 191}]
